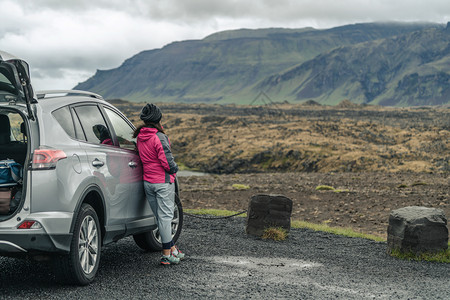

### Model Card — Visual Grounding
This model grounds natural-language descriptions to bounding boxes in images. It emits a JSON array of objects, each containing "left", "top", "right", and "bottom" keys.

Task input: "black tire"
[
  {"left": 54, "top": 204, "right": 101, "bottom": 285},
  {"left": 133, "top": 193, "right": 183, "bottom": 251}
]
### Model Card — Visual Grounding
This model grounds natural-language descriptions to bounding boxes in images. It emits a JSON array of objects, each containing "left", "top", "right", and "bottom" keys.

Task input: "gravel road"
[{"left": 1, "top": 215, "right": 449, "bottom": 299}]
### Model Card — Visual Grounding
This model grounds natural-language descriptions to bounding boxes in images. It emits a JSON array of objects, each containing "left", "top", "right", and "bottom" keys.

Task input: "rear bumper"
[
  {"left": 0, "top": 232, "right": 72, "bottom": 255},
  {"left": 0, "top": 211, "right": 74, "bottom": 256}
]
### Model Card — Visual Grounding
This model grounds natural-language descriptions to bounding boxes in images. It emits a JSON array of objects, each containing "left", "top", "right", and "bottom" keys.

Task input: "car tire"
[
  {"left": 54, "top": 203, "right": 101, "bottom": 285},
  {"left": 133, "top": 194, "right": 183, "bottom": 251}
]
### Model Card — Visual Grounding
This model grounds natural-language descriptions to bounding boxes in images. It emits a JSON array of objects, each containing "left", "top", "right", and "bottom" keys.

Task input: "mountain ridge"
[
  {"left": 253, "top": 26, "right": 450, "bottom": 106},
  {"left": 74, "top": 22, "right": 448, "bottom": 106}
]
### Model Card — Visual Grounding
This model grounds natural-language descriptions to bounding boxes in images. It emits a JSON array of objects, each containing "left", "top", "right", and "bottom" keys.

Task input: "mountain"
[
  {"left": 253, "top": 25, "right": 450, "bottom": 106},
  {"left": 74, "top": 22, "right": 448, "bottom": 106}
]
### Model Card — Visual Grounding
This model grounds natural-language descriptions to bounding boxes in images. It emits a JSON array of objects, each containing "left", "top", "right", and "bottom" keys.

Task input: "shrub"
[
  {"left": 315, "top": 185, "right": 335, "bottom": 191},
  {"left": 389, "top": 246, "right": 450, "bottom": 263},
  {"left": 262, "top": 227, "right": 288, "bottom": 241},
  {"left": 232, "top": 184, "right": 250, "bottom": 190},
  {"left": 334, "top": 189, "right": 350, "bottom": 193}
]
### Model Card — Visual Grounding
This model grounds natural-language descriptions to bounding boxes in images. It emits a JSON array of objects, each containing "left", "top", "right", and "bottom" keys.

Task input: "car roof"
[
  {"left": 35, "top": 90, "right": 107, "bottom": 111},
  {"left": 36, "top": 90, "right": 103, "bottom": 100},
  {"left": 37, "top": 96, "right": 106, "bottom": 111}
]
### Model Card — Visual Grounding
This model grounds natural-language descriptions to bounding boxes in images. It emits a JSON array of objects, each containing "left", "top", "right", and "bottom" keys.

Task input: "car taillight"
[
  {"left": 32, "top": 148, "right": 67, "bottom": 170},
  {"left": 17, "top": 220, "right": 42, "bottom": 229}
]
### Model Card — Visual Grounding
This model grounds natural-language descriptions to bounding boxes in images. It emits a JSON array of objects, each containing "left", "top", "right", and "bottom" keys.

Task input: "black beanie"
[{"left": 140, "top": 103, "right": 162, "bottom": 123}]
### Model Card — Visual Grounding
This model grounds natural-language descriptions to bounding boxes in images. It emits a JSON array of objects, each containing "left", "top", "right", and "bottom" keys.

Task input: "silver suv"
[{"left": 0, "top": 51, "right": 183, "bottom": 285}]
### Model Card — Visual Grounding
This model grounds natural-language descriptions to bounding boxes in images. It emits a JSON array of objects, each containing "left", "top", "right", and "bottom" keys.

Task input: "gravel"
[{"left": 1, "top": 215, "right": 449, "bottom": 299}]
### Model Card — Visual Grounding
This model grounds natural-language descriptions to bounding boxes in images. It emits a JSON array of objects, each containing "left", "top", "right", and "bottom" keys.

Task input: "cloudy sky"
[{"left": 1, "top": 0, "right": 449, "bottom": 90}]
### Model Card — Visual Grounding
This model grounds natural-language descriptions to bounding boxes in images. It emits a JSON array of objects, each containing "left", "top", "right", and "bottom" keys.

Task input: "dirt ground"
[
  {"left": 112, "top": 101, "right": 449, "bottom": 239},
  {"left": 178, "top": 172, "right": 449, "bottom": 239}
]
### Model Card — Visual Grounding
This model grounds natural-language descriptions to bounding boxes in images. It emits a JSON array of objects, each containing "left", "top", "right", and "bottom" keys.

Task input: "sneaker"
[
  {"left": 160, "top": 254, "right": 180, "bottom": 265},
  {"left": 172, "top": 246, "right": 185, "bottom": 260}
]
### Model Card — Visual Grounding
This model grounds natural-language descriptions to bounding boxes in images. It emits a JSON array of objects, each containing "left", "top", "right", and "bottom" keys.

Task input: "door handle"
[
  {"left": 92, "top": 159, "right": 104, "bottom": 167},
  {"left": 128, "top": 161, "right": 137, "bottom": 168}
]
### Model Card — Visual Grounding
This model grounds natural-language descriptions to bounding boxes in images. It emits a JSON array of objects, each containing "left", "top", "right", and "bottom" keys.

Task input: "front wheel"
[
  {"left": 133, "top": 194, "right": 183, "bottom": 251},
  {"left": 54, "top": 204, "right": 101, "bottom": 285}
]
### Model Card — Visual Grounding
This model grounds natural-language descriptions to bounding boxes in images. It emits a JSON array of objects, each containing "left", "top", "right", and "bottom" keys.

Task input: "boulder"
[
  {"left": 246, "top": 194, "right": 292, "bottom": 237},
  {"left": 387, "top": 206, "right": 448, "bottom": 254}
]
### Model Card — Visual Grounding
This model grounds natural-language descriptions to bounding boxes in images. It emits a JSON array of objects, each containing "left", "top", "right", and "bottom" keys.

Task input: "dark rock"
[
  {"left": 301, "top": 159, "right": 319, "bottom": 172},
  {"left": 302, "top": 100, "right": 322, "bottom": 106},
  {"left": 387, "top": 206, "right": 449, "bottom": 254},
  {"left": 246, "top": 194, "right": 293, "bottom": 237}
]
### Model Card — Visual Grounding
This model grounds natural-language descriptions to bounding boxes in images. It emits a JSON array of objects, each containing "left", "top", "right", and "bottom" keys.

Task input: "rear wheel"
[
  {"left": 54, "top": 204, "right": 101, "bottom": 285},
  {"left": 133, "top": 195, "right": 183, "bottom": 251}
]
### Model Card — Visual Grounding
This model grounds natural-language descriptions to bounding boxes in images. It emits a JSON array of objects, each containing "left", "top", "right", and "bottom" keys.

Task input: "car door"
[
  {"left": 72, "top": 104, "right": 129, "bottom": 237},
  {"left": 102, "top": 106, "right": 154, "bottom": 235}
]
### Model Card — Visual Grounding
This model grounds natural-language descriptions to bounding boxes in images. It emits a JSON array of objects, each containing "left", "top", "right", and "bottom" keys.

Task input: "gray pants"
[{"left": 143, "top": 181, "right": 175, "bottom": 249}]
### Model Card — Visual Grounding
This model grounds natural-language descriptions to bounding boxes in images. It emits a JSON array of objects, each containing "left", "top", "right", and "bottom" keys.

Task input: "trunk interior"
[{"left": 0, "top": 109, "right": 28, "bottom": 219}]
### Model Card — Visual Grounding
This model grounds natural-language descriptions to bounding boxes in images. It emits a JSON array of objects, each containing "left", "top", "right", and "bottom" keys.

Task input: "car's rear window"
[
  {"left": 73, "top": 105, "right": 112, "bottom": 145},
  {"left": 0, "top": 70, "right": 17, "bottom": 99},
  {"left": 0, "top": 73, "right": 11, "bottom": 85},
  {"left": 52, "top": 106, "right": 76, "bottom": 139}
]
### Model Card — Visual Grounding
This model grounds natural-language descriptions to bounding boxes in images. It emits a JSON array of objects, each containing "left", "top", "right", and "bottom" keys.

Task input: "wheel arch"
[{"left": 70, "top": 184, "right": 106, "bottom": 244}]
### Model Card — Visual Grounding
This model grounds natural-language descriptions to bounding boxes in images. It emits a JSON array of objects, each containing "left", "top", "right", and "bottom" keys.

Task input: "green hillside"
[{"left": 74, "top": 22, "right": 448, "bottom": 106}]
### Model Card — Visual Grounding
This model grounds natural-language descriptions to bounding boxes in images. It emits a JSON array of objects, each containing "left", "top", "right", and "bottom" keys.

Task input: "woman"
[{"left": 134, "top": 103, "right": 185, "bottom": 265}]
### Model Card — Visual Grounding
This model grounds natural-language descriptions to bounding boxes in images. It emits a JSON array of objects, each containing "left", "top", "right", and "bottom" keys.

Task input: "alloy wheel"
[{"left": 78, "top": 215, "right": 99, "bottom": 274}]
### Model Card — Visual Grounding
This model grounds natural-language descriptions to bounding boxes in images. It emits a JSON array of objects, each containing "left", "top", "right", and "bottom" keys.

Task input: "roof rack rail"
[{"left": 36, "top": 90, "right": 104, "bottom": 100}]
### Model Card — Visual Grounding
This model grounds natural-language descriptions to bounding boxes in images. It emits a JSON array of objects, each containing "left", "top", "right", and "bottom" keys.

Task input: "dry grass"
[
  {"left": 261, "top": 227, "right": 288, "bottom": 241},
  {"left": 117, "top": 101, "right": 449, "bottom": 174},
  {"left": 232, "top": 184, "right": 251, "bottom": 190},
  {"left": 389, "top": 246, "right": 450, "bottom": 263},
  {"left": 315, "top": 185, "right": 335, "bottom": 191}
]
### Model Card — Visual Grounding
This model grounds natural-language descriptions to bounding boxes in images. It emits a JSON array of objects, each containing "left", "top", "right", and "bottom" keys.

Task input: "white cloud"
[{"left": 0, "top": 0, "right": 449, "bottom": 90}]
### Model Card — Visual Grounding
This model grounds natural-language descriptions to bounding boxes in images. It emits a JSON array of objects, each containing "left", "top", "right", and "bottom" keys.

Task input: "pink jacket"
[{"left": 136, "top": 127, "right": 178, "bottom": 183}]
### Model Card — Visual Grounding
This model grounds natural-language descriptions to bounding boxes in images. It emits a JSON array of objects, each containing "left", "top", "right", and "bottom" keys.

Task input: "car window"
[
  {"left": 52, "top": 106, "right": 76, "bottom": 139},
  {"left": 0, "top": 67, "right": 16, "bottom": 96},
  {"left": 71, "top": 107, "right": 86, "bottom": 141},
  {"left": 104, "top": 107, "right": 136, "bottom": 151},
  {"left": 0, "top": 72, "right": 10, "bottom": 84},
  {"left": 74, "top": 105, "right": 113, "bottom": 146}
]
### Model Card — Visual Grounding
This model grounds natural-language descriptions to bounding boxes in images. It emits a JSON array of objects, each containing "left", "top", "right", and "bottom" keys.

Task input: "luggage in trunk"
[
  {"left": 0, "top": 159, "right": 22, "bottom": 184},
  {"left": 0, "top": 185, "right": 20, "bottom": 215},
  {"left": 0, "top": 187, "right": 12, "bottom": 214}
]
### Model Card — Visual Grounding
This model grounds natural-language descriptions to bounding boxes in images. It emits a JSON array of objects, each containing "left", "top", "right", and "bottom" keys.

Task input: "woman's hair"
[{"left": 133, "top": 121, "right": 165, "bottom": 138}]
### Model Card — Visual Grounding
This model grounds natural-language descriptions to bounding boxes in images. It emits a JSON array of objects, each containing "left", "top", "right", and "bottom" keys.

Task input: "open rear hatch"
[
  {"left": 0, "top": 50, "right": 36, "bottom": 120},
  {"left": 0, "top": 51, "right": 33, "bottom": 218}
]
